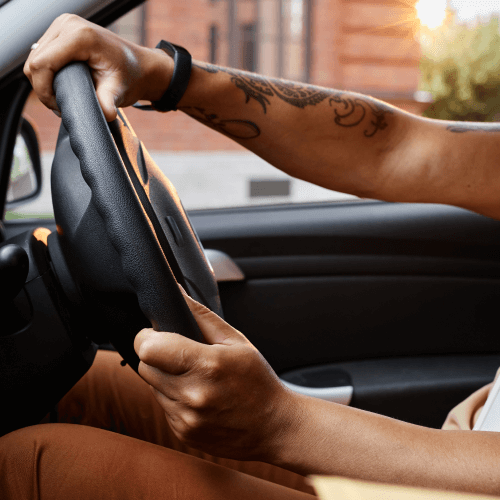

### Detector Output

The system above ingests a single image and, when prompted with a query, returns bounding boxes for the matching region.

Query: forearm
[271,391,500,495]
[172,61,411,200]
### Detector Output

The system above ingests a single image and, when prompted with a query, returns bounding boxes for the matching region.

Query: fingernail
[52,109,61,118]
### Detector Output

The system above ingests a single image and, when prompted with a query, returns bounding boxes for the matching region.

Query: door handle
[204,249,245,282]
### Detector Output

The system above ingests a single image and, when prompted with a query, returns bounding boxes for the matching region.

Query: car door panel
[188,201,500,426]
[219,276,500,372]
[280,355,500,428]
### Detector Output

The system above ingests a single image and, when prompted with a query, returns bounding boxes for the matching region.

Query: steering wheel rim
[50,62,222,369]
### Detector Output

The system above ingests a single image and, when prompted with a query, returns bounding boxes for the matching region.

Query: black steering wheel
[49,62,222,371]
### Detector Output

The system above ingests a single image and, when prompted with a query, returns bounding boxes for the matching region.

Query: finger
[30,68,60,111]
[134,328,205,375]
[179,286,248,346]
[149,386,188,433]
[149,387,204,441]
[94,75,123,122]
[26,33,95,110]
[137,361,180,400]
[24,14,73,82]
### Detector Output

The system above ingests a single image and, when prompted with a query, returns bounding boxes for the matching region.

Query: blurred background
[9,0,500,218]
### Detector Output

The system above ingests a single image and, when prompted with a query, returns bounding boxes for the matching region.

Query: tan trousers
[0,349,493,499]
[0,350,315,500]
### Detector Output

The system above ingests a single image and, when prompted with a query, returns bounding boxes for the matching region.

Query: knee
[0,424,67,499]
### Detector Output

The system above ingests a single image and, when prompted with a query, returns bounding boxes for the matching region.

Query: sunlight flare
[416,0,447,29]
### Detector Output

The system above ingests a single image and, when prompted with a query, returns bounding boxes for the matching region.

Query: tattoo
[268,79,330,110]
[193,62,392,137]
[193,62,329,113]
[329,93,393,138]
[447,124,500,133]
[196,63,219,74]
[179,106,260,139]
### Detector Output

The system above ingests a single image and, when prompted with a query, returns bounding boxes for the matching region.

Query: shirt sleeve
[442,369,500,430]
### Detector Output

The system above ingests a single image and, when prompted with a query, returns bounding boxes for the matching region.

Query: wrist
[262,386,309,466]
[141,47,174,103]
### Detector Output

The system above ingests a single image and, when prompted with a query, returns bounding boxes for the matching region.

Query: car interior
[1,0,500,444]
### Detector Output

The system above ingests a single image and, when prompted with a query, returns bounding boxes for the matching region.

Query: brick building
[20,0,429,212]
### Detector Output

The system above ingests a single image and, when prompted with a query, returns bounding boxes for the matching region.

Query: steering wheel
[49,62,222,371]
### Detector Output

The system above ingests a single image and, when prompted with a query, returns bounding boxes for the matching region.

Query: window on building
[221,0,310,81]
[241,23,257,72]
[258,0,310,82]
[281,0,309,82]
[209,24,219,64]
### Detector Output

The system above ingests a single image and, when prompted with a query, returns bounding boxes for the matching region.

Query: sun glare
[416,0,447,29]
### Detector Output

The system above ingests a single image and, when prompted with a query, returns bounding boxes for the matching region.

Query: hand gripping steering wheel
[49,62,222,370]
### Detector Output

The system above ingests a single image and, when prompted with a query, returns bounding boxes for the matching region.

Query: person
[2,12,500,500]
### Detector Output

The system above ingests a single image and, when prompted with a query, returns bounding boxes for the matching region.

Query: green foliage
[420,14,500,122]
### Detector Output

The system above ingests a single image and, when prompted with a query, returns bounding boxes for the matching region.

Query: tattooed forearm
[447,124,500,133]
[329,93,393,138]
[179,106,260,139]
[193,62,392,137]
[193,62,328,113]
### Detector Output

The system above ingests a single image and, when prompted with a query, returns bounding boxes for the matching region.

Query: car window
[8,0,500,220]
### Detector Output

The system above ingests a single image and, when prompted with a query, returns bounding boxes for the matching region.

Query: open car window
[7,0,500,220]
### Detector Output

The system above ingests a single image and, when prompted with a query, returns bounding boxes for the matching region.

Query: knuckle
[137,338,156,364]
[204,350,223,376]
[23,62,31,78]
[182,411,203,434]
[59,13,78,24]
[185,388,210,410]
[76,24,99,44]
[53,13,74,28]
[28,55,43,71]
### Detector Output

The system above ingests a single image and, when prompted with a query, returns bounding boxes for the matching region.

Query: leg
[0,423,316,500]
[57,350,314,494]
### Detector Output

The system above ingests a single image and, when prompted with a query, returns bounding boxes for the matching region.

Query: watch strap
[133,41,192,112]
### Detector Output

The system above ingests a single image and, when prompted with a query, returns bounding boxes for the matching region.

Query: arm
[135,288,500,496]
[184,63,500,219]
[24,15,500,220]
[276,391,500,494]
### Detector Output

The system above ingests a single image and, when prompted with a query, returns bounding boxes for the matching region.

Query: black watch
[134,41,192,112]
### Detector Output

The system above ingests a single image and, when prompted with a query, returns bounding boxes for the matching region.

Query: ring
[30,43,39,50]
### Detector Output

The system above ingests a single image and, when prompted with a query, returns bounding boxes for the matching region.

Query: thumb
[179,286,248,346]
[95,81,121,122]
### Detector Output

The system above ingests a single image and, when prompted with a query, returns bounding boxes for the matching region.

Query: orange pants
[0,350,315,500]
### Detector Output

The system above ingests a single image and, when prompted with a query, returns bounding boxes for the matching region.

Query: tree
[420,14,500,122]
